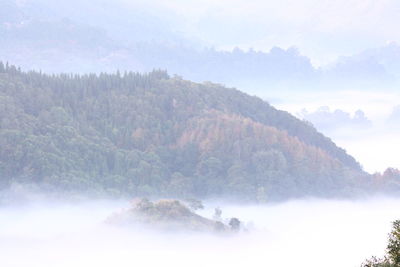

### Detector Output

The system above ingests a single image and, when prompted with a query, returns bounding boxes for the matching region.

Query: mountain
[372,168,400,193]
[0,63,370,201]
[0,0,24,24]
[352,43,400,80]
[299,107,372,133]
[318,43,400,89]
[321,55,394,88]
[3,0,397,91]
[0,5,316,87]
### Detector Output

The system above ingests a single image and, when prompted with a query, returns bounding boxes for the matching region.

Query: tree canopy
[0,62,371,201]
[362,220,400,267]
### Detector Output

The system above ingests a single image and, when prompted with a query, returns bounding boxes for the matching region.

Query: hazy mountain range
[299,107,372,133]
[1,0,400,91]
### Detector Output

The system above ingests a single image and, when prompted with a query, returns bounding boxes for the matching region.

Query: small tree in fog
[213,207,222,221]
[229,218,241,232]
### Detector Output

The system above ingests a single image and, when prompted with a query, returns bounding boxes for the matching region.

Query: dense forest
[0,62,389,201]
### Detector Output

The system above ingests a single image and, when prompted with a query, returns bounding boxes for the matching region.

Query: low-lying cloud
[0,197,398,267]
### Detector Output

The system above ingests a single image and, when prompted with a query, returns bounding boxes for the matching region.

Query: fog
[1,197,399,267]
[2,1,400,266]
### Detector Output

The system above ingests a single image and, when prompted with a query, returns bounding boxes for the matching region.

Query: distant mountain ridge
[1,0,399,91]
[0,63,370,201]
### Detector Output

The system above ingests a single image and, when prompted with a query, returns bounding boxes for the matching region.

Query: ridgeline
[0,63,372,201]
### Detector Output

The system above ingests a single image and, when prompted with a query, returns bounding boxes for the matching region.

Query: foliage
[185,198,204,211]
[387,220,400,266]
[0,62,367,201]
[106,198,230,232]
[361,256,392,267]
[362,220,400,267]
[229,218,241,232]
[372,168,400,193]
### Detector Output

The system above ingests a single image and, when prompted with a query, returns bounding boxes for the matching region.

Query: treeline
[0,62,370,200]
[371,168,400,193]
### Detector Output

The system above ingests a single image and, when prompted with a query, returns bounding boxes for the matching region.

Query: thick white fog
[1,197,399,267]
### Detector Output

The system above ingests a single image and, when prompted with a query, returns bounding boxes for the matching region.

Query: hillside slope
[0,63,367,200]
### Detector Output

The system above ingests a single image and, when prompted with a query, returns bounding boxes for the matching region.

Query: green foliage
[361,256,392,267]
[387,220,400,266]
[229,218,241,232]
[107,198,229,232]
[185,198,204,211]
[0,62,366,200]
[362,220,400,267]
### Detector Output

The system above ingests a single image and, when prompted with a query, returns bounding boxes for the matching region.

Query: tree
[361,256,391,267]
[185,198,204,211]
[0,61,365,200]
[361,220,400,267]
[387,220,400,266]
[229,218,241,232]
[213,207,222,221]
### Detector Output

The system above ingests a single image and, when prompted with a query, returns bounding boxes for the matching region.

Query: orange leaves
[174,110,343,176]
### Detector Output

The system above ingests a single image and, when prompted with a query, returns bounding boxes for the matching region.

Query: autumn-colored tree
[0,62,365,200]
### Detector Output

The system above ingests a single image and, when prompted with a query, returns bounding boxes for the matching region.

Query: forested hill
[0,62,366,201]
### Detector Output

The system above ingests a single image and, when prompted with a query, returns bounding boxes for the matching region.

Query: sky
[121,0,400,66]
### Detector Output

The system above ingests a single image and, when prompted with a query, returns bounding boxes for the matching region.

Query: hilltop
[0,63,370,201]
